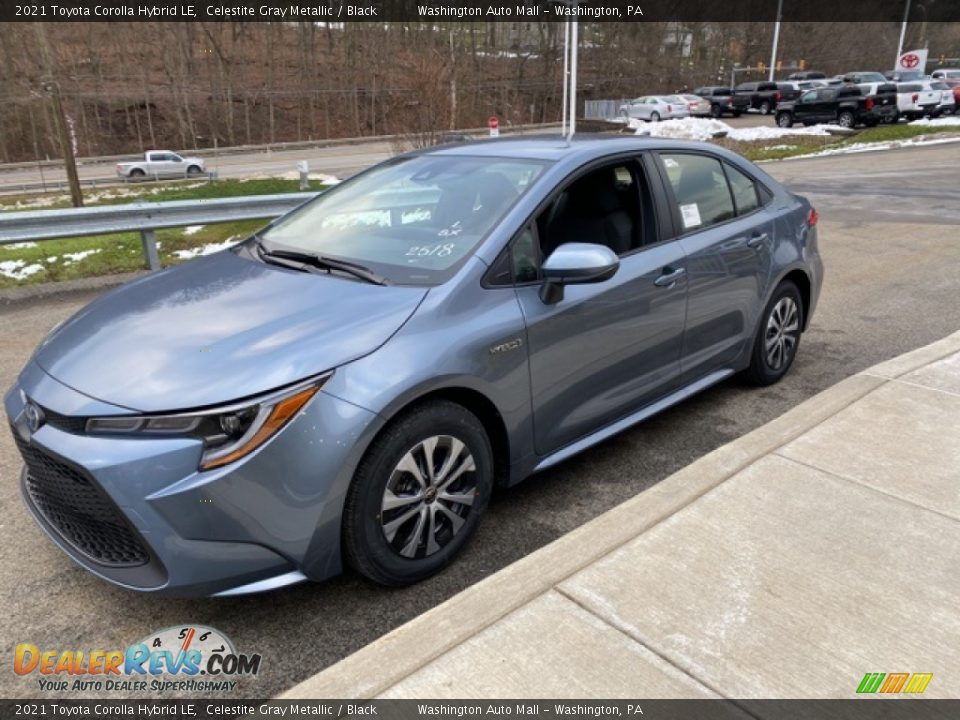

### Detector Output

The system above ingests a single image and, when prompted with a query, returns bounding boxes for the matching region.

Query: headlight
[85,377,327,470]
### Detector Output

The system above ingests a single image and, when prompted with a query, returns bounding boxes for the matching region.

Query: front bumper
[5,362,382,597]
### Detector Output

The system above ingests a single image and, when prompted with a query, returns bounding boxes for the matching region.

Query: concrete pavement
[284,330,960,699]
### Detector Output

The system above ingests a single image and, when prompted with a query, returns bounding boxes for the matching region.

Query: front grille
[12,428,149,567]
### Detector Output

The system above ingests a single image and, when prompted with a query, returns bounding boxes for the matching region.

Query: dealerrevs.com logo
[15,625,261,693]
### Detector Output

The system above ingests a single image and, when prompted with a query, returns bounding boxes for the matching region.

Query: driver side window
[488,159,659,287]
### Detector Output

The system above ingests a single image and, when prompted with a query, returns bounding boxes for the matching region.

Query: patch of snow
[0,260,45,281]
[785,134,960,159]
[631,117,836,142]
[909,116,960,127]
[240,172,341,185]
[173,237,239,260]
[182,225,205,236]
[46,256,58,263]
[2,242,38,250]
[62,249,102,263]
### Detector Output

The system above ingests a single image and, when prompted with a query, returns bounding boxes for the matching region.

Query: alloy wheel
[764,297,800,371]
[380,435,477,559]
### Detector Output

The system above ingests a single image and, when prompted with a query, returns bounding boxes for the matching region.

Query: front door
[513,158,688,456]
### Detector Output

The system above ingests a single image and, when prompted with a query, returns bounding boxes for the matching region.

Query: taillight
[667,105,672,112]
[866,97,874,110]
[807,208,819,227]
[775,91,781,102]
[912,92,919,103]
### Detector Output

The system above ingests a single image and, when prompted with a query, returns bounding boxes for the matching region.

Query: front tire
[649,111,661,122]
[711,105,722,118]
[187,165,203,177]
[342,400,493,586]
[759,101,772,115]
[744,281,804,386]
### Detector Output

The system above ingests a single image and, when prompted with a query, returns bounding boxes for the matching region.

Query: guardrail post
[140,229,160,271]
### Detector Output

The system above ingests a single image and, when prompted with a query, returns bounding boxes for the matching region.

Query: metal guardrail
[0,192,318,272]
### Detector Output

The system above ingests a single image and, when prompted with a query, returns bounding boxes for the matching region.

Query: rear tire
[837,110,856,128]
[744,281,804,386]
[129,168,146,179]
[343,400,493,587]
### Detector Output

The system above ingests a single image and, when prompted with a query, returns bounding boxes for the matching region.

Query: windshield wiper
[256,244,387,286]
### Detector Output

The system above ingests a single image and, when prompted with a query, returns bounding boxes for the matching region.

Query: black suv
[775,83,899,128]
[734,81,782,115]
[692,87,751,118]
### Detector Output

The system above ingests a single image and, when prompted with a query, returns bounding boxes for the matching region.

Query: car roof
[410,134,732,163]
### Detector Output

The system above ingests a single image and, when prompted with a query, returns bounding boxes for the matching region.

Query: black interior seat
[541,168,635,257]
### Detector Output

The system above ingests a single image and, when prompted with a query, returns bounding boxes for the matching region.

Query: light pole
[896,0,912,69]
[768,0,783,82]
[553,0,580,139]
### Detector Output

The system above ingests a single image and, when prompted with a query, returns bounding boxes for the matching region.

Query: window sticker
[680,203,702,229]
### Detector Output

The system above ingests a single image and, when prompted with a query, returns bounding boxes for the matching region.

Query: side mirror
[539,243,620,304]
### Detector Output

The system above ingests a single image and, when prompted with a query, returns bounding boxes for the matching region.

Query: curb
[0,271,145,305]
[277,329,960,699]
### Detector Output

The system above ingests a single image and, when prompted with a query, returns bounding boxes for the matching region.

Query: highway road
[1,142,959,700]
[0,115,778,194]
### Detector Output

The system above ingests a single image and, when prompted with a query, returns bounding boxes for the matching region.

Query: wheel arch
[376,384,512,487]
[771,267,813,332]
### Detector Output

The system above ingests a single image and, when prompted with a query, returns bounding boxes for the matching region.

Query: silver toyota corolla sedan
[6,136,823,596]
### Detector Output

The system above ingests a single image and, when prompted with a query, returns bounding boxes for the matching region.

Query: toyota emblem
[24,401,44,433]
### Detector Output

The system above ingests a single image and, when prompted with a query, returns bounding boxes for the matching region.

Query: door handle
[654,267,686,287]
[747,232,768,249]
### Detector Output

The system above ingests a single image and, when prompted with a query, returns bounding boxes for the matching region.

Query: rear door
[514,155,688,455]
[653,151,775,382]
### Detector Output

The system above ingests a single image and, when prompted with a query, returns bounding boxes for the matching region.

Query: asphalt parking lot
[1,142,959,699]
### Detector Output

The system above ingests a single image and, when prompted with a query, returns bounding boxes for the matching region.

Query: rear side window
[723,164,760,216]
[660,153,735,231]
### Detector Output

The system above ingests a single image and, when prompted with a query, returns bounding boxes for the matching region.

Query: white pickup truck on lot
[116,151,205,180]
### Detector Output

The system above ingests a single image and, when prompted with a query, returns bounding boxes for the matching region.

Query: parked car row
[623,66,960,126]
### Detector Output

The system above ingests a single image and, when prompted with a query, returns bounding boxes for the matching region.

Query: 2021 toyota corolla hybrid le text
[5,136,822,596]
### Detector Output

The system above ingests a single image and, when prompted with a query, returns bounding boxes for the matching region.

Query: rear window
[899,83,922,92]
[931,81,950,91]
[723,164,760,216]
[660,153,736,231]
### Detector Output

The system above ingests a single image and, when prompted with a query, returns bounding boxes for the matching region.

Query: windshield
[259,155,548,285]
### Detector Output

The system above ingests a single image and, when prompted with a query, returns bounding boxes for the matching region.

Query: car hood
[33,250,428,412]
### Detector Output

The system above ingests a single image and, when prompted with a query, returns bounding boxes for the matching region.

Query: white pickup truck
[116,151,205,180]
